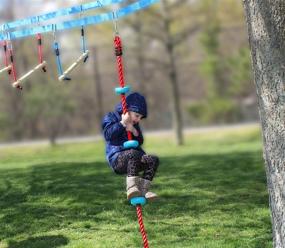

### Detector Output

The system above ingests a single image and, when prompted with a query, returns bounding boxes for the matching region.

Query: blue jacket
[102,93,147,169]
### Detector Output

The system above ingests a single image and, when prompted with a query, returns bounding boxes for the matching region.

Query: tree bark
[243,1,285,247]
[133,13,148,97]
[91,46,104,132]
[160,0,184,145]
[4,0,25,141]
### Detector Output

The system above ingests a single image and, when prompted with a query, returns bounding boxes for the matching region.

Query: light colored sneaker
[126,176,141,200]
[139,178,158,201]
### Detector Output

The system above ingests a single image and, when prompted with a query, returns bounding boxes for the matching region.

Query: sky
[0,1,80,25]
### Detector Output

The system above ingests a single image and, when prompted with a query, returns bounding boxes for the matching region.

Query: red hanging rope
[114,34,150,247]
[2,41,9,67]
[37,33,46,72]
[114,35,132,140]
[2,41,11,75]
[8,46,22,90]
[37,33,43,63]
[9,48,17,82]
[136,205,149,248]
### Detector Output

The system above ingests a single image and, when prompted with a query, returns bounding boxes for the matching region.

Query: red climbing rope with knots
[114,34,150,248]
[136,205,149,248]
[114,35,132,141]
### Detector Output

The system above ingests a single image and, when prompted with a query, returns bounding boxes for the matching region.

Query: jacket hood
[115,92,147,118]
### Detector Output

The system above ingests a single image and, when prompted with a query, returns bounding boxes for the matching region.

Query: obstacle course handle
[58,50,89,81]
[0,65,11,74]
[115,85,130,95]
[12,61,47,88]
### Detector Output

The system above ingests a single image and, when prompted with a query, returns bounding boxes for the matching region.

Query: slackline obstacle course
[0,0,159,247]
[0,0,159,87]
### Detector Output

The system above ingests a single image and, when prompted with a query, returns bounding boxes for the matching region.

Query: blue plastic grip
[130,197,147,206]
[115,86,130,95]
[123,140,139,149]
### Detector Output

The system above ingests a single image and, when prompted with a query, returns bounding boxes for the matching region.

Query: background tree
[243,1,285,247]
[23,81,75,145]
[0,0,259,145]
[0,0,26,140]
[226,47,257,120]
[188,0,254,125]
[128,0,202,145]
[90,45,104,132]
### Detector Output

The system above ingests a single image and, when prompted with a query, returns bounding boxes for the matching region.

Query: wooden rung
[58,50,89,81]
[0,65,12,74]
[12,61,47,88]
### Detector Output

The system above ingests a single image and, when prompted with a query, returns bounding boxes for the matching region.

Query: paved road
[0,122,259,149]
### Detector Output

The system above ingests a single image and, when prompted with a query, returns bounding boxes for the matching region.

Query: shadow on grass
[0,150,271,247]
[7,235,68,248]
[0,161,125,240]
[157,151,268,212]
[146,150,272,247]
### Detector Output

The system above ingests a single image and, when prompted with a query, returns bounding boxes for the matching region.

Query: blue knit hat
[115,92,147,118]
[126,92,147,118]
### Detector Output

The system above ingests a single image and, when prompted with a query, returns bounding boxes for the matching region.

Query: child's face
[129,111,143,124]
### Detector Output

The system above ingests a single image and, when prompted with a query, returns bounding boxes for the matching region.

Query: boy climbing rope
[102,92,159,201]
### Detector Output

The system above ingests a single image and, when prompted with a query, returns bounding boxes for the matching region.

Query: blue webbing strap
[53,41,64,76]
[2,0,125,30]
[0,0,159,41]
[81,27,89,63]
[81,27,86,52]
[79,4,87,55]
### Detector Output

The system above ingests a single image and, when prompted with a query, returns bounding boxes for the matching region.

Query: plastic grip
[115,86,130,95]
[130,197,146,206]
[123,140,139,149]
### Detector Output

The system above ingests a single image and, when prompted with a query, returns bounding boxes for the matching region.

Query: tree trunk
[4,0,25,141]
[91,46,104,132]
[243,1,285,247]
[160,0,184,145]
[134,13,148,97]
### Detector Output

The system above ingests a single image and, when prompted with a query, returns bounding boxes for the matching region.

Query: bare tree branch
[172,25,201,46]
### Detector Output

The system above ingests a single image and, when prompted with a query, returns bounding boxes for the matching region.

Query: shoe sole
[127,191,142,200]
[145,196,158,202]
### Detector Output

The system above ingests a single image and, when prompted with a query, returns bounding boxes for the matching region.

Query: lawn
[0,126,272,248]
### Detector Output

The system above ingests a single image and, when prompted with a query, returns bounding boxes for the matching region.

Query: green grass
[0,126,272,248]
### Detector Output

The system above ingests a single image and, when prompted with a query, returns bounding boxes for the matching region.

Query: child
[102,92,159,200]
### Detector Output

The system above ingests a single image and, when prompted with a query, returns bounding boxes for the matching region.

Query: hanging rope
[79,2,89,63]
[12,33,47,88]
[52,16,89,82]
[113,32,150,247]
[136,205,149,248]
[53,42,62,75]
[81,26,89,63]
[52,24,71,81]
[37,33,47,72]
[7,42,22,90]
[114,35,132,140]
[2,41,11,74]
[0,42,11,74]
